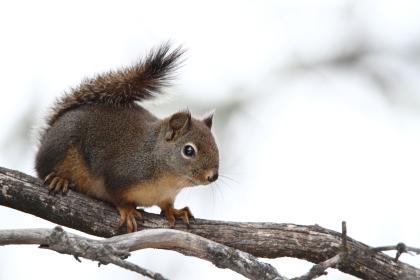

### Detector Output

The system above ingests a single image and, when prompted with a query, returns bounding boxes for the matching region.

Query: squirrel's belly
[122,175,190,207]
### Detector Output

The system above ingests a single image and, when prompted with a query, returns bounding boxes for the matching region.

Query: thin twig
[341,221,348,255]
[108,256,168,280]
[291,254,340,280]
[291,221,349,280]
[373,243,420,261]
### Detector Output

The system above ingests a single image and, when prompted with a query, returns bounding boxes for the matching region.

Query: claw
[53,179,64,194]
[129,215,137,232]
[44,174,72,195]
[48,177,60,195]
[118,209,127,228]
[161,205,194,228]
[44,172,56,184]
[118,207,142,233]
[62,180,69,194]
[181,206,194,219]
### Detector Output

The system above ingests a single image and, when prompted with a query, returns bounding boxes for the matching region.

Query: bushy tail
[47,43,184,125]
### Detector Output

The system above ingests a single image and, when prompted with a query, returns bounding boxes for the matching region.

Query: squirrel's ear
[165,111,191,140]
[203,112,214,129]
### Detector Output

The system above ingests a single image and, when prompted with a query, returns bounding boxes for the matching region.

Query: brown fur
[47,43,184,126]
[35,43,219,233]
[54,146,111,202]
[121,174,193,208]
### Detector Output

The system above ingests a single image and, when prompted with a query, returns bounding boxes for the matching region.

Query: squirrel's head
[158,111,219,186]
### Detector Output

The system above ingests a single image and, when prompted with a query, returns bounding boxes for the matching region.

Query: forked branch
[1,167,420,279]
[0,226,285,280]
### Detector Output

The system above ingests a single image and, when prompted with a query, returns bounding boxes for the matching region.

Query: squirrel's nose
[207,172,218,183]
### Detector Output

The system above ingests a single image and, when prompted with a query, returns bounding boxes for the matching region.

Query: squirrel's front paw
[44,172,73,195]
[161,206,194,228]
[118,207,142,233]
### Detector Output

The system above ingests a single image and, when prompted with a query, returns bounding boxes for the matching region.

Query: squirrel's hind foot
[44,172,73,195]
[118,206,143,233]
[160,206,194,229]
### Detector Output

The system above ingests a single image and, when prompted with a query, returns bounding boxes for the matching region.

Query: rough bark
[1,167,419,279]
[0,227,285,280]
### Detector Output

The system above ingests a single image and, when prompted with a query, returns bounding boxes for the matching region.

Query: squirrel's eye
[182,144,196,158]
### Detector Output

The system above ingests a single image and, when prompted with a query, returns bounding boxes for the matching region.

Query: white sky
[1,1,420,279]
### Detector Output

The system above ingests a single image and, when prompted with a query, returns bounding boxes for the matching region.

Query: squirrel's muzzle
[205,169,219,183]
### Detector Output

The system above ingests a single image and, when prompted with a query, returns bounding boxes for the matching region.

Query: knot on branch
[95,244,131,266]
[396,243,407,261]
[104,244,132,263]
[207,244,233,269]
[40,226,68,250]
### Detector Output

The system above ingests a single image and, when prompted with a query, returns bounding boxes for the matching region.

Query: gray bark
[1,167,419,279]
[0,227,285,280]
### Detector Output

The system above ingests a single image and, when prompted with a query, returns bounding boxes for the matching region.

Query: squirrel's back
[36,43,183,180]
[47,43,184,127]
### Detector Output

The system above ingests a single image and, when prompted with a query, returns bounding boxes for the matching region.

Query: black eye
[182,144,196,158]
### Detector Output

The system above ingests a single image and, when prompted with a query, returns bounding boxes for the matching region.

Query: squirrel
[35,43,219,233]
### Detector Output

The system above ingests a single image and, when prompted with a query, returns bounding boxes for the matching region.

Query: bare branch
[292,255,340,280]
[106,228,285,280]
[0,226,167,280]
[373,243,420,261]
[292,221,348,280]
[109,257,168,280]
[2,167,420,279]
[0,226,285,280]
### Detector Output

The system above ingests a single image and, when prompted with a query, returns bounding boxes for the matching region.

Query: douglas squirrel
[35,43,219,232]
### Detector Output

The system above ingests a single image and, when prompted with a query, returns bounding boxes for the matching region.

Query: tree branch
[1,166,420,279]
[291,255,340,280]
[0,226,285,280]
[373,243,420,261]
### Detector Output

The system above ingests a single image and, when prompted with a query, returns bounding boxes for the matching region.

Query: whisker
[210,182,216,211]
[216,175,238,192]
[218,173,239,184]
[216,181,232,200]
